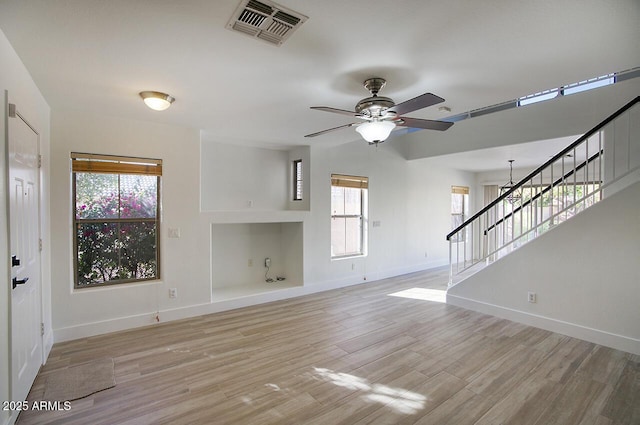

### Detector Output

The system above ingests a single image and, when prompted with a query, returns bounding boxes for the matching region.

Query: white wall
[211,222,302,288]
[201,139,475,290]
[603,102,640,195]
[303,142,475,287]
[49,109,210,339]
[0,29,51,425]
[48,113,475,343]
[447,181,640,354]
[201,141,289,211]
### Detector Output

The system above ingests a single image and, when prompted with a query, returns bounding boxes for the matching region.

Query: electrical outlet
[265,257,271,268]
[169,288,177,298]
[527,292,537,303]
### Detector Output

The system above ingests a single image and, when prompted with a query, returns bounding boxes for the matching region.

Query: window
[518,73,617,107]
[331,174,368,258]
[451,186,469,242]
[293,159,303,201]
[517,88,558,106]
[72,153,162,288]
[561,74,615,96]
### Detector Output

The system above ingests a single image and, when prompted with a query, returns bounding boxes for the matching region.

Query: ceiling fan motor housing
[305,76,453,139]
[356,78,396,117]
[355,96,396,116]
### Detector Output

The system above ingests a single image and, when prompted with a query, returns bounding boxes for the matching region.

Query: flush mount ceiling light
[139,91,175,111]
[355,120,396,145]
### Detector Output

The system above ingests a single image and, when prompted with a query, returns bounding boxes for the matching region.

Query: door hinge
[40,323,45,337]
[38,154,42,168]
[8,103,16,118]
[39,239,43,252]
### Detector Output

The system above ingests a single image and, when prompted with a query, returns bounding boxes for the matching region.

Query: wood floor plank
[412,388,494,425]
[531,374,607,425]
[474,374,563,425]
[465,344,547,400]
[600,359,640,424]
[16,268,640,425]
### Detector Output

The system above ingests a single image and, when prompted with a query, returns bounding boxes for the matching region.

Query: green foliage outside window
[74,172,159,287]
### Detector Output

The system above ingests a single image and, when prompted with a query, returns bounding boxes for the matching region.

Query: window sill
[331,253,366,261]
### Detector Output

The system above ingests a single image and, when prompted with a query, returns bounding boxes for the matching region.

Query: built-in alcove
[200,141,310,212]
[211,221,303,301]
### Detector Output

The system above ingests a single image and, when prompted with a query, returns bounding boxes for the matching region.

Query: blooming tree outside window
[72,153,161,287]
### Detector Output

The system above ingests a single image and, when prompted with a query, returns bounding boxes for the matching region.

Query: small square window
[293,159,303,201]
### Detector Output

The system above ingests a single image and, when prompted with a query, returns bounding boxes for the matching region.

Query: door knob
[12,277,29,289]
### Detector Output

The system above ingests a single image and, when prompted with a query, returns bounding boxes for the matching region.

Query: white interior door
[9,103,43,402]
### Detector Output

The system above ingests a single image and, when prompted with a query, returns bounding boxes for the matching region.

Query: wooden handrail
[483,150,602,234]
[447,95,639,240]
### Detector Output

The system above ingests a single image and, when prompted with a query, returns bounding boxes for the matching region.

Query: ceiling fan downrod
[363,77,386,96]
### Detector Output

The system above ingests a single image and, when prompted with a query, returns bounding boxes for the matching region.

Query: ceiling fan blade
[396,117,454,131]
[310,106,362,118]
[388,93,445,116]
[305,122,360,138]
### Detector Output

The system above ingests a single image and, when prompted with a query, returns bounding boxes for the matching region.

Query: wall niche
[211,221,303,301]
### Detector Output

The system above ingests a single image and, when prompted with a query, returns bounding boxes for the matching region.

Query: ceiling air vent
[227,0,307,46]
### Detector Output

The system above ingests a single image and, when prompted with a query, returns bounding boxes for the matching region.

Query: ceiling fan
[305,77,454,145]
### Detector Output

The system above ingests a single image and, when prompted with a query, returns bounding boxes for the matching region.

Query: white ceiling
[1,0,639,166]
[418,134,581,173]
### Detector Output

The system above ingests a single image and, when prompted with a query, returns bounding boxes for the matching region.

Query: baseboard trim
[54,264,448,342]
[446,293,640,355]
[42,329,54,363]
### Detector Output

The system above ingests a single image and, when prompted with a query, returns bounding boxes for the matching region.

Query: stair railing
[447,96,640,285]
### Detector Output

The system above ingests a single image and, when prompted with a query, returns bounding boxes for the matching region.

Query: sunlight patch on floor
[388,287,447,303]
[312,367,426,414]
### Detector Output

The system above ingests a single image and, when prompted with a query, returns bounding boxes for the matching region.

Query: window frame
[330,174,368,259]
[292,159,303,201]
[71,152,162,288]
[451,186,469,243]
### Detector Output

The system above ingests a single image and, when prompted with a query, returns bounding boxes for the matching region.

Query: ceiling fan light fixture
[355,121,396,143]
[139,91,175,111]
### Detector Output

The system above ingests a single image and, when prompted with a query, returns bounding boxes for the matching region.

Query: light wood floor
[18,268,639,424]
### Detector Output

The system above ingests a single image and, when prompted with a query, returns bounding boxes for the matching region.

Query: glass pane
[76,221,157,286]
[451,214,463,230]
[119,221,157,279]
[344,217,362,255]
[295,161,302,180]
[451,193,463,214]
[76,222,119,285]
[331,217,346,257]
[331,186,345,215]
[75,173,119,219]
[295,180,303,200]
[344,187,361,215]
[120,174,158,218]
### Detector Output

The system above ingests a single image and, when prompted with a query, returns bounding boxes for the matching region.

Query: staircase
[447,96,640,286]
